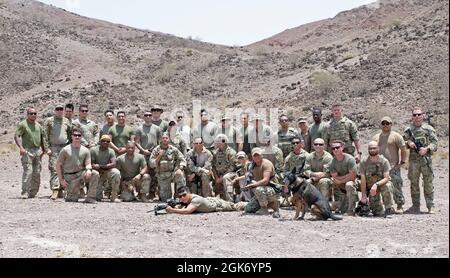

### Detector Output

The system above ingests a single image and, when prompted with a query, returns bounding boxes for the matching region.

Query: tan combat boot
[405,205,420,214]
[139,193,150,203]
[110,192,121,203]
[50,190,59,200]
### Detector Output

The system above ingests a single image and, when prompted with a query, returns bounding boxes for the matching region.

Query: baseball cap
[100,135,111,142]
[381,116,393,124]
[236,151,247,159]
[251,147,263,156]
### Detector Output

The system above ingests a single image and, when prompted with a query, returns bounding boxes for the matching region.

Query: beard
[369,151,378,157]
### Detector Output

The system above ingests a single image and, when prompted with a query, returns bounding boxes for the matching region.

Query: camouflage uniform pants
[367,181,394,216]
[312,178,333,200]
[156,171,186,201]
[187,171,212,197]
[245,185,279,213]
[48,145,65,190]
[222,172,241,201]
[120,174,151,202]
[205,197,247,212]
[408,158,434,209]
[389,168,405,206]
[96,168,121,200]
[64,170,99,202]
[333,180,359,213]
[20,148,42,197]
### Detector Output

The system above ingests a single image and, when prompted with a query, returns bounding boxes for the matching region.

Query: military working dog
[283,169,342,221]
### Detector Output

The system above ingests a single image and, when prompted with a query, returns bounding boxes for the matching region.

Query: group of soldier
[14,102,438,217]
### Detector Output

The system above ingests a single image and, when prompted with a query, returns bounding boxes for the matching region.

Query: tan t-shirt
[372,131,405,166]
[252,158,275,182]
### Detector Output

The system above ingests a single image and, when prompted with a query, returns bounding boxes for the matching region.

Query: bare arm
[165,203,198,214]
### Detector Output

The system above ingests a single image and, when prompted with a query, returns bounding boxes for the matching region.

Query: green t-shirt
[116,153,146,179]
[329,153,356,177]
[190,194,217,213]
[90,146,116,166]
[57,145,91,174]
[109,124,134,148]
[15,120,44,149]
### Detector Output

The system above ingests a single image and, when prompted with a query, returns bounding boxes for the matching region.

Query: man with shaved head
[304,138,333,200]
[359,141,395,216]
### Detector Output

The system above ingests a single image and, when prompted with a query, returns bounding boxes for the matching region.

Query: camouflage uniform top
[15,120,46,150]
[304,151,333,178]
[100,123,115,139]
[170,131,187,156]
[186,147,213,174]
[251,124,272,148]
[72,118,99,147]
[192,122,219,150]
[221,126,242,152]
[261,145,284,175]
[43,116,72,148]
[212,146,237,176]
[323,116,359,155]
[152,118,169,133]
[277,127,299,158]
[135,124,161,152]
[149,144,187,174]
[305,121,327,152]
[283,149,309,174]
[403,123,438,161]
[360,155,390,187]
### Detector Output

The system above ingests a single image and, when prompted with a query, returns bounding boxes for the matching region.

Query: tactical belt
[64,170,83,175]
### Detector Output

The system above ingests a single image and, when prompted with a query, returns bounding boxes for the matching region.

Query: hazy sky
[38,0,374,46]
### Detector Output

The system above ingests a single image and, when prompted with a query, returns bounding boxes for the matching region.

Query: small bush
[309,70,341,96]
[155,64,176,84]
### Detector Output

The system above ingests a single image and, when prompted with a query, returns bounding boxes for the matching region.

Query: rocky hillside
[0,0,448,144]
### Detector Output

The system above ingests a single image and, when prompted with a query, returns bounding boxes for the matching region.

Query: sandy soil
[0,150,448,258]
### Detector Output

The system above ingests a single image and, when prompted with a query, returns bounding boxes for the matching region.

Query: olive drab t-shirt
[135,124,161,151]
[252,158,275,182]
[57,145,91,174]
[109,124,135,148]
[304,151,333,177]
[190,194,217,213]
[90,146,116,166]
[116,153,146,179]
[15,120,44,149]
[372,131,405,167]
[329,153,357,177]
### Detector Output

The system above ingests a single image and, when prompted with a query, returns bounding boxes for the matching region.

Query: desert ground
[0,149,448,258]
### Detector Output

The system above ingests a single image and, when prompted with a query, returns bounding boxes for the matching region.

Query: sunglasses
[412,113,422,117]
[177,116,183,119]
[369,147,378,150]
[80,110,89,113]
[178,193,187,198]
[72,134,82,138]
[381,122,390,126]
[144,114,152,117]
[28,112,37,115]
[331,146,341,150]
[292,141,301,145]
[55,108,64,111]
[280,119,289,122]
[314,143,324,146]
[101,140,110,143]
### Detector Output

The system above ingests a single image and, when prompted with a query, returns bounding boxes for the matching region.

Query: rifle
[406,129,432,171]
[147,198,182,215]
